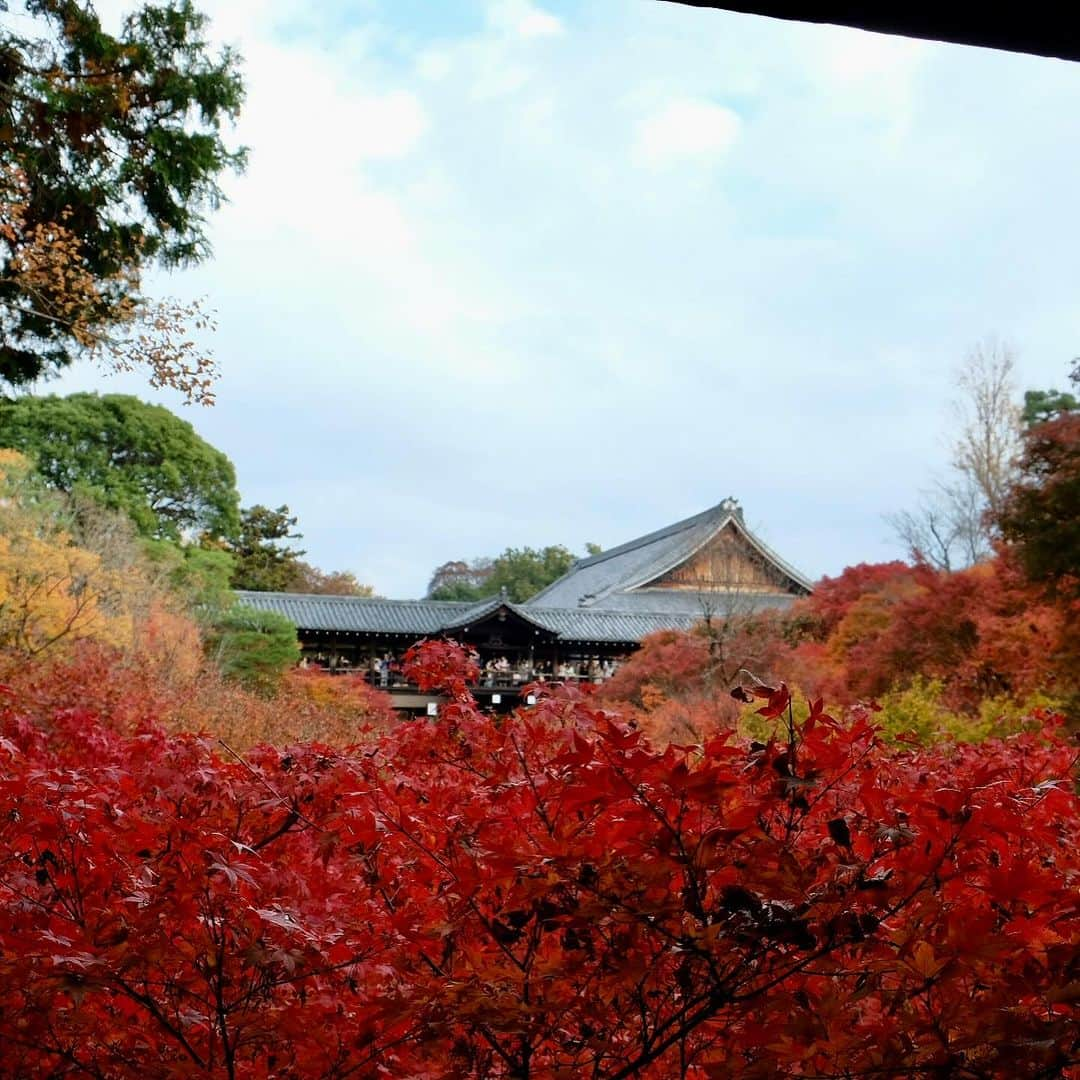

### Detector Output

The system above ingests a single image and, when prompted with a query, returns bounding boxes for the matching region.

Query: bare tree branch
[889,337,1020,570]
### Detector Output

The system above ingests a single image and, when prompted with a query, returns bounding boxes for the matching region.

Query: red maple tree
[1,643,1077,1077]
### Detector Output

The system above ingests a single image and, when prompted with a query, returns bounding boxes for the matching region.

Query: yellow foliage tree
[0,450,203,675]
[875,676,1062,744]
[0,450,130,654]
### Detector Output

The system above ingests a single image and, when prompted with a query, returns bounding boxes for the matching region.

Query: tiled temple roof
[236,499,812,646]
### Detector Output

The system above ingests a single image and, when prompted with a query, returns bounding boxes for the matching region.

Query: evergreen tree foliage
[204,603,299,689]
[0,392,240,540]
[226,504,306,592]
[0,0,245,384]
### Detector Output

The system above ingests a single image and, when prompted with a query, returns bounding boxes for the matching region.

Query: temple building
[527,496,811,616]
[237,497,812,708]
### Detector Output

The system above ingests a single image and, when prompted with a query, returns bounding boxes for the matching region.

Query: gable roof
[438,595,560,636]
[526,498,812,610]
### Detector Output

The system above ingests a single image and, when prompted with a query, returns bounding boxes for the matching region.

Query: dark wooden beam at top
[660,3,1080,63]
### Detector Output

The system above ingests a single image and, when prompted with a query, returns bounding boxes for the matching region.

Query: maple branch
[509,731,557,838]
[414,949,521,1072]
[249,807,300,852]
[2,1029,109,1080]
[216,739,323,836]
[370,799,457,877]
[603,984,730,1080]
[112,976,208,1070]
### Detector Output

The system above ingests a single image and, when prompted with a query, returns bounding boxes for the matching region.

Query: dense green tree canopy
[426,558,495,601]
[998,412,1080,595]
[427,544,595,603]
[0,0,245,385]
[1022,388,1079,428]
[0,392,240,539]
[487,545,578,602]
[143,538,236,616]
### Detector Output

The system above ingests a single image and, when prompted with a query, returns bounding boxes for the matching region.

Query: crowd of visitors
[302,651,622,688]
[479,655,620,686]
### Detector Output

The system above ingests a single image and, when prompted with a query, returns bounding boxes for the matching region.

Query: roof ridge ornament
[719,496,743,521]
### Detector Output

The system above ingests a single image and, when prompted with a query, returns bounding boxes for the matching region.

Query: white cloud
[50,1,1080,597]
[816,26,926,87]
[634,98,741,166]
[352,90,429,160]
[516,9,563,39]
[239,45,427,171]
[416,49,453,82]
[807,24,927,145]
[470,58,532,100]
[488,0,564,40]
[463,2,566,100]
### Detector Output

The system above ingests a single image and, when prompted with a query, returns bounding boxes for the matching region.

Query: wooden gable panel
[643,525,792,594]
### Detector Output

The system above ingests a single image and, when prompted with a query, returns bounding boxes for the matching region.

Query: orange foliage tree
[602,554,1075,743]
[0,450,394,748]
[598,615,794,744]
[793,557,1071,712]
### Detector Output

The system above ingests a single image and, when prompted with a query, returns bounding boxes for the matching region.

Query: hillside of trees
[599,359,1079,747]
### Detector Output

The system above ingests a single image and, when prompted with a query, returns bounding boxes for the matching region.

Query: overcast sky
[54,0,1080,597]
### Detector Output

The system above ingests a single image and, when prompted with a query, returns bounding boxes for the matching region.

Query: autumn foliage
[0,448,211,673]
[602,552,1077,744]
[597,615,792,744]
[0,447,394,749]
[793,556,1072,711]
[999,411,1080,595]
[0,639,396,751]
[1,642,1077,1078]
